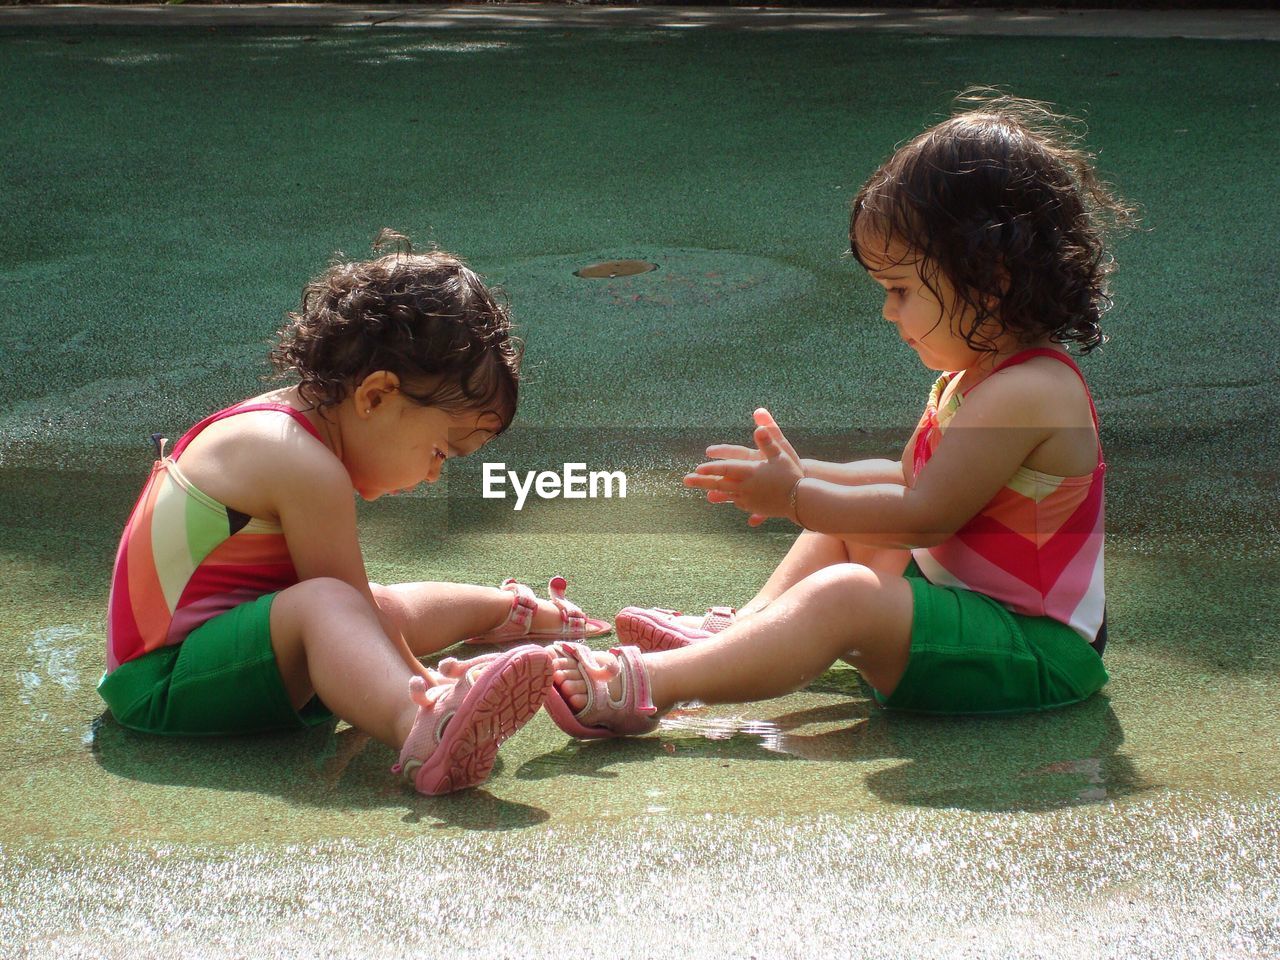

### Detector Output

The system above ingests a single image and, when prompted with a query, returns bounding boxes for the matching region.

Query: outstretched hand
[685,408,804,526]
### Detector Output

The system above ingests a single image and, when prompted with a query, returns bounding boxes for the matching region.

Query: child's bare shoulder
[178,408,347,521]
[960,355,1098,475]
[965,354,1094,430]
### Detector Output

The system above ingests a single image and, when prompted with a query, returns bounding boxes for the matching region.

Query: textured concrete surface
[6,801,1280,959]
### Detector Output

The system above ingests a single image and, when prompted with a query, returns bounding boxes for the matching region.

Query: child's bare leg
[557,562,914,712]
[270,578,426,750]
[741,531,910,615]
[371,582,574,657]
[666,530,908,628]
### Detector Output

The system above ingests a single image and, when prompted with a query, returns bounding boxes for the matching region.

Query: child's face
[860,238,985,372]
[348,391,498,501]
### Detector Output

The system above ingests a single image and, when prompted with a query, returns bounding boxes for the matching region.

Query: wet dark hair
[270,229,521,432]
[851,90,1137,354]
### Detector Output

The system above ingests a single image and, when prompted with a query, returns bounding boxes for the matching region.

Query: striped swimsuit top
[908,349,1106,647]
[105,403,323,673]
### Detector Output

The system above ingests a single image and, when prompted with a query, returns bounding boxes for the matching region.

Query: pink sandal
[464,576,612,645]
[392,644,553,795]
[543,641,661,739]
[615,605,736,651]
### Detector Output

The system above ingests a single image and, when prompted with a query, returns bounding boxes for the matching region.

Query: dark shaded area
[86,711,555,829]
[3,1,1272,9]
[518,689,1147,813]
[87,685,1141,817]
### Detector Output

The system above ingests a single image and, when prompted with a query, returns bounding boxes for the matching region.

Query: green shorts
[873,560,1109,715]
[97,592,333,736]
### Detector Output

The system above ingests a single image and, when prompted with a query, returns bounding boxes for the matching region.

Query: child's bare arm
[691,381,1054,548]
[799,458,906,486]
[707,438,906,488]
[268,436,428,677]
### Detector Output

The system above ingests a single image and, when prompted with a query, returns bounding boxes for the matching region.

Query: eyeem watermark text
[482,463,628,511]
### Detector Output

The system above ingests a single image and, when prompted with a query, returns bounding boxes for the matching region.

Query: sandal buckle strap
[500,579,538,632]
[610,646,656,717]
[700,606,736,633]
[548,576,588,638]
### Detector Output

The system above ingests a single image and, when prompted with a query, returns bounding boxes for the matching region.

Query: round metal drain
[573,259,658,279]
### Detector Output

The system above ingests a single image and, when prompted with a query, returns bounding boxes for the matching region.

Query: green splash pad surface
[1,22,1278,960]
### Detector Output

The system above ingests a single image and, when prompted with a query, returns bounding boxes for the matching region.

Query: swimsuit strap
[961,347,1101,434]
[169,402,325,460]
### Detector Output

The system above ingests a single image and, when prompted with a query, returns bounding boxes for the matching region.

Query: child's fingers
[753,425,783,457]
[689,461,753,481]
[753,407,787,438]
[684,473,744,492]
[705,444,760,461]
[707,490,735,504]
[754,407,799,459]
[691,461,727,475]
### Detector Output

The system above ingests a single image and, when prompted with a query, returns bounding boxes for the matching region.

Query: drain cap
[574,259,658,279]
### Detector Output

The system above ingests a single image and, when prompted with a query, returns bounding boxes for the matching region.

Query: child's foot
[393,644,553,795]
[551,648,620,712]
[544,642,661,739]
[615,605,737,651]
[465,577,612,645]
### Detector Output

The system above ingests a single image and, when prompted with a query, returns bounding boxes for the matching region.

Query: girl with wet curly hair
[271,230,521,426]
[101,232,609,796]
[849,91,1134,356]
[548,93,1136,738]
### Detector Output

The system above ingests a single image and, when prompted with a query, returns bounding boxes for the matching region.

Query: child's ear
[985,264,1011,311]
[353,371,402,416]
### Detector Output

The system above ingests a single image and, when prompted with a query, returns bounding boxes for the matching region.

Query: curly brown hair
[270,230,521,431]
[850,90,1137,354]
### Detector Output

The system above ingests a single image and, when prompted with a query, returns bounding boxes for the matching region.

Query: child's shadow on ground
[88,714,549,831]
[857,694,1142,812]
[519,669,1144,813]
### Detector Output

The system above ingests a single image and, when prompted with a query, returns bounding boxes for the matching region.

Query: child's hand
[686,409,804,526]
[703,407,801,465]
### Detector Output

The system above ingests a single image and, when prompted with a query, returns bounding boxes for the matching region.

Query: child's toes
[553,675,589,712]
[551,661,574,683]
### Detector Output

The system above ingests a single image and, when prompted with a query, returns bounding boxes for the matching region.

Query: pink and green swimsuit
[908,348,1106,647]
[105,403,323,674]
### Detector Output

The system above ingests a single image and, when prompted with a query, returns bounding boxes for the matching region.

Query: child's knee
[801,562,881,606]
[279,577,370,626]
[807,563,912,622]
[788,563,870,616]
[367,582,406,623]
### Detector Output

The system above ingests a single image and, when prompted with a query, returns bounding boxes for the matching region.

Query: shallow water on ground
[2,467,1277,838]
[2,390,1278,959]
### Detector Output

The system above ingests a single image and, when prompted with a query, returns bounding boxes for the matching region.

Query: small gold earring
[365,408,372,415]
